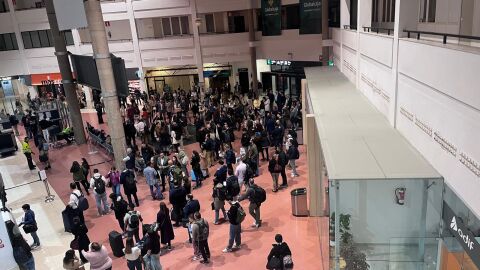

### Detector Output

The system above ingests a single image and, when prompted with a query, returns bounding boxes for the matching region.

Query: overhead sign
[443,203,480,268]
[53,0,88,31]
[300,0,322,34]
[262,0,281,36]
[267,59,291,66]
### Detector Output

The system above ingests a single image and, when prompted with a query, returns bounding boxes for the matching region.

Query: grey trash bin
[291,188,308,216]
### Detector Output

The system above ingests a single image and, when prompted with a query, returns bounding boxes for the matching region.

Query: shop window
[180,16,190,35]
[0,33,18,51]
[420,0,436,22]
[162,18,172,36]
[282,4,300,30]
[171,17,181,36]
[0,0,9,13]
[205,14,215,33]
[21,29,74,49]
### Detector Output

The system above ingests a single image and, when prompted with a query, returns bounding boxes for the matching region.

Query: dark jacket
[267,242,292,268]
[125,153,135,170]
[278,151,288,167]
[20,210,36,226]
[268,159,281,174]
[120,170,137,194]
[110,199,128,220]
[169,186,187,208]
[145,232,161,254]
[287,146,299,160]
[214,165,228,183]
[227,203,240,225]
[183,199,200,220]
[71,222,91,251]
[156,210,175,244]
[238,185,257,203]
[225,149,236,165]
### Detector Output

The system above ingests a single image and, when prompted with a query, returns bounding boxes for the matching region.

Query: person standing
[81,158,91,183]
[19,204,40,248]
[203,134,214,168]
[123,238,142,270]
[169,182,187,227]
[156,202,175,250]
[22,137,36,170]
[68,183,85,224]
[212,182,228,225]
[238,179,262,228]
[89,169,109,216]
[268,154,281,192]
[277,147,288,188]
[190,151,203,189]
[81,242,112,270]
[223,202,243,253]
[266,234,293,270]
[235,159,247,189]
[106,167,121,196]
[72,217,90,264]
[11,235,36,270]
[191,212,210,264]
[95,102,104,124]
[124,206,143,242]
[63,249,85,270]
[287,142,300,178]
[70,161,90,195]
[109,194,128,232]
[144,229,162,270]
[120,169,139,208]
[8,113,19,136]
[143,162,158,200]
[156,152,169,192]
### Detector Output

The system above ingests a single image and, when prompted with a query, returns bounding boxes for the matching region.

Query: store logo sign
[450,216,458,231]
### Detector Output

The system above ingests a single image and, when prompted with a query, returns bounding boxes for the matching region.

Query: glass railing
[332,237,440,270]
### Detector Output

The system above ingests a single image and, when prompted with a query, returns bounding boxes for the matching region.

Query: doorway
[238,69,249,94]
[233,16,246,33]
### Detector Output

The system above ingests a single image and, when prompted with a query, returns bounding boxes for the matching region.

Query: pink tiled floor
[24,113,329,270]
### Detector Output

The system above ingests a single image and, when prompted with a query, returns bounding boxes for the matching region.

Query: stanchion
[38,170,55,203]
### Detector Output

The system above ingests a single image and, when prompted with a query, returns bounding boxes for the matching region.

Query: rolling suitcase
[109,230,125,257]
[62,209,72,233]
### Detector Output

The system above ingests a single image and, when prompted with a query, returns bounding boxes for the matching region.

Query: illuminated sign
[266,59,292,66]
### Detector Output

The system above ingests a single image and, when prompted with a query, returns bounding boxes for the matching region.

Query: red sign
[31,73,63,86]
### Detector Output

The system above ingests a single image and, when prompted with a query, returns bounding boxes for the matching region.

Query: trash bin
[291,188,308,216]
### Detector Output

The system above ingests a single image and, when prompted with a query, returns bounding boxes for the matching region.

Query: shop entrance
[238,69,249,94]
[261,72,302,99]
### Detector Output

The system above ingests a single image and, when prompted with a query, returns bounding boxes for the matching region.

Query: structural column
[306,114,324,216]
[248,1,258,95]
[126,0,146,92]
[45,0,86,144]
[84,0,126,170]
[321,0,329,66]
[191,0,205,87]
[7,0,30,80]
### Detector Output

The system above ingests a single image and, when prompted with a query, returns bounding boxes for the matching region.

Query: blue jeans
[127,258,143,270]
[227,224,241,249]
[144,253,162,270]
[30,231,40,246]
[23,256,35,270]
[112,184,121,196]
[94,192,109,215]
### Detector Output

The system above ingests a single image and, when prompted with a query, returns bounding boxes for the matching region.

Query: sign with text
[300,0,322,34]
[443,203,480,268]
[262,0,282,36]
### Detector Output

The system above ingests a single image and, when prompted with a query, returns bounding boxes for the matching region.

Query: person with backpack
[70,161,90,196]
[143,228,162,270]
[87,169,107,212]
[266,234,293,270]
[192,212,210,264]
[268,154,282,192]
[224,144,236,172]
[169,182,187,227]
[238,178,266,228]
[124,206,143,242]
[214,159,228,185]
[19,204,40,249]
[212,182,228,225]
[72,216,90,264]
[222,201,245,253]
[109,193,129,232]
[225,169,240,201]
[121,169,140,208]
[68,182,86,224]
[286,140,300,178]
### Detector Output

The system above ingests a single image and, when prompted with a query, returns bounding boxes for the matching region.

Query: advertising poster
[262,0,282,36]
[300,0,322,34]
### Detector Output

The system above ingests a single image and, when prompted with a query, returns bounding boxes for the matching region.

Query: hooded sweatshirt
[90,173,108,195]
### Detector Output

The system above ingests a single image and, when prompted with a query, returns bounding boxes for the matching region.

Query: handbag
[23,223,38,234]
[70,237,79,250]
[266,256,282,269]
[283,255,294,269]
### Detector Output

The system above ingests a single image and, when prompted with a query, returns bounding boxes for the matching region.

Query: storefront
[31,73,64,100]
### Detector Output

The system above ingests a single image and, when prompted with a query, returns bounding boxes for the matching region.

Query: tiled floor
[17,112,329,270]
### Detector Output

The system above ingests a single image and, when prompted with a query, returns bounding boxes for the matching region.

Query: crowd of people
[15,84,302,270]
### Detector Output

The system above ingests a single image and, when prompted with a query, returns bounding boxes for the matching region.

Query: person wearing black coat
[223,202,242,253]
[214,160,228,185]
[277,148,288,187]
[191,151,203,188]
[183,194,200,220]
[266,234,292,270]
[224,145,236,172]
[71,216,91,263]
[156,202,175,250]
[271,124,284,148]
[169,184,187,227]
[120,169,139,207]
[268,155,281,192]
[109,193,129,231]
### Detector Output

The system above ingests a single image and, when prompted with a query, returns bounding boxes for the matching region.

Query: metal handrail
[363,26,394,35]
[343,25,357,30]
[404,29,480,44]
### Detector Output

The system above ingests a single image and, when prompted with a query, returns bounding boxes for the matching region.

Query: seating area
[86,122,113,155]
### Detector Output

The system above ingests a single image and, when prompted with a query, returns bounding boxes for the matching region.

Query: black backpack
[292,146,300,160]
[129,212,140,229]
[94,176,106,194]
[226,176,240,199]
[251,185,266,205]
[216,184,227,201]
[125,172,135,186]
[73,192,89,211]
